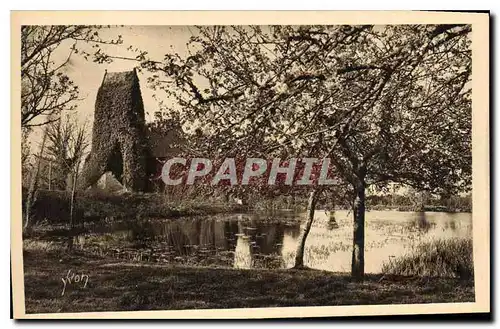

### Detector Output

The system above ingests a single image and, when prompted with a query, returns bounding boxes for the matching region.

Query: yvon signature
[61,269,89,296]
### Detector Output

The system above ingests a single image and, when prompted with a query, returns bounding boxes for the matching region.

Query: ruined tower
[80,69,150,192]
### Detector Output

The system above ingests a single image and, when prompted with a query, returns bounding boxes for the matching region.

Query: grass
[25,189,247,226]
[381,238,473,279]
[23,246,474,314]
[252,196,306,212]
[23,240,61,252]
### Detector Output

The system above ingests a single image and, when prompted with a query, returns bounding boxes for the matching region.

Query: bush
[23,188,246,226]
[381,238,473,279]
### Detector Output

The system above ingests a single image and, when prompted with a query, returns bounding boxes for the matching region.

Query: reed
[382,238,473,279]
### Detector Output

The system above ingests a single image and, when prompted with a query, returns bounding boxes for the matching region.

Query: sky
[27,26,195,147]
[60,26,193,123]
[27,25,458,196]
[29,25,422,141]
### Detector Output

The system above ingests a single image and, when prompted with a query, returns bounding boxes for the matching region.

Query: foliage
[381,238,473,279]
[139,25,471,195]
[22,188,245,226]
[79,70,150,192]
[21,25,123,128]
[44,114,89,190]
[22,25,472,278]
[366,191,472,212]
[136,25,471,277]
[146,111,186,158]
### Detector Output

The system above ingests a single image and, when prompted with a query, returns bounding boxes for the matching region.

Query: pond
[72,210,472,273]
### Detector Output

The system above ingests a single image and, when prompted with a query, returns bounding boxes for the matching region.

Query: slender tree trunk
[294,189,318,269]
[68,161,82,251]
[48,161,52,190]
[351,182,366,279]
[24,129,48,230]
[69,163,80,229]
[328,196,337,227]
[221,190,229,203]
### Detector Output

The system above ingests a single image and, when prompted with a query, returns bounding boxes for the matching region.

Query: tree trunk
[67,160,82,251]
[351,183,366,279]
[24,129,48,230]
[294,189,318,269]
[69,162,80,229]
[327,195,338,228]
[48,161,52,190]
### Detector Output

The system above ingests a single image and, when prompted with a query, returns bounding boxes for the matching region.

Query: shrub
[23,188,246,225]
[381,238,473,279]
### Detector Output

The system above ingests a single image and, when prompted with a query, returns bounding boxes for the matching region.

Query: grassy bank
[23,245,474,314]
[26,189,247,226]
[382,238,473,279]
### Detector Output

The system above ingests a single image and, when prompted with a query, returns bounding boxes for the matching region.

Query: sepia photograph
[11,11,490,319]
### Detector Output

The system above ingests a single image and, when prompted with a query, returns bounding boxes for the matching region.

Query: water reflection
[407,212,434,233]
[234,222,252,269]
[327,211,340,230]
[71,210,472,273]
[445,219,457,231]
